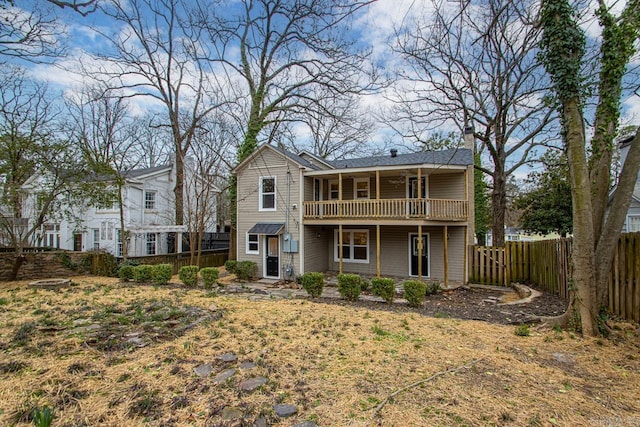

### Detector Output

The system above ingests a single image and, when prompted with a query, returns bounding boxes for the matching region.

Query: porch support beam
[376,224,381,278]
[444,225,449,287]
[339,223,343,274]
[376,170,380,218]
[418,225,423,280]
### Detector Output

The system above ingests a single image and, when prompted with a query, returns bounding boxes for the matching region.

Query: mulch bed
[316,286,568,325]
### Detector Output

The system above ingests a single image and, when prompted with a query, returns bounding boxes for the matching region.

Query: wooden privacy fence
[125,249,229,273]
[469,234,640,322]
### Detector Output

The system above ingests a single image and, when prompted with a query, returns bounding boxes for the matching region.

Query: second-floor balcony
[303,198,468,222]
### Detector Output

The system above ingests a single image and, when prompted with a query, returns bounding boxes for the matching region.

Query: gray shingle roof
[269,144,320,170]
[328,148,473,169]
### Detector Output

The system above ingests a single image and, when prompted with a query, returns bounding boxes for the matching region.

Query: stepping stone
[239,361,257,370]
[273,404,297,418]
[221,406,244,420]
[212,368,237,384]
[208,304,218,312]
[193,363,212,377]
[239,376,268,391]
[293,422,316,427]
[217,352,238,363]
[253,416,268,427]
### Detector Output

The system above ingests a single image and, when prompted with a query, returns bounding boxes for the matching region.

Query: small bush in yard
[179,265,199,286]
[118,265,135,281]
[200,267,220,288]
[426,282,441,296]
[300,272,324,298]
[338,273,361,301]
[224,260,238,274]
[235,261,256,281]
[403,280,427,307]
[514,324,530,336]
[132,265,154,283]
[151,264,172,285]
[32,405,54,427]
[371,277,396,304]
[360,278,370,292]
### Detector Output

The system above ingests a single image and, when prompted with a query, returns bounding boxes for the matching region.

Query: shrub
[200,267,220,288]
[425,282,441,296]
[132,265,154,283]
[371,277,396,304]
[360,278,370,292]
[179,265,199,286]
[337,273,361,301]
[151,264,172,285]
[224,260,238,274]
[118,265,135,281]
[235,261,256,281]
[403,280,427,307]
[300,272,324,298]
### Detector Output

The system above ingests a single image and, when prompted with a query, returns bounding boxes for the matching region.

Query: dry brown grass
[0,276,639,426]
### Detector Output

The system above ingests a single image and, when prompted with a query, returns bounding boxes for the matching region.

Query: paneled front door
[265,235,280,278]
[409,233,429,277]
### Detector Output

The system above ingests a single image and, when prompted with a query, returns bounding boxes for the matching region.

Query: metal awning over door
[247,223,285,235]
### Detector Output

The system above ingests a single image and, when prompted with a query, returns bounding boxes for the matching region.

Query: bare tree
[0,67,90,278]
[65,84,141,260]
[392,0,556,246]
[194,0,378,256]
[292,89,377,160]
[91,0,227,226]
[0,0,96,62]
[540,0,640,335]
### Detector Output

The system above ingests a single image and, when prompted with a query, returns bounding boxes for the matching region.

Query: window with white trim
[354,178,370,199]
[93,229,100,250]
[246,233,259,254]
[146,233,157,255]
[628,215,640,232]
[259,177,276,210]
[145,191,156,210]
[329,180,339,200]
[334,229,369,263]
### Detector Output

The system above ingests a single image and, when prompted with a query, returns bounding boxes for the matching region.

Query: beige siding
[303,226,329,272]
[324,225,465,281]
[236,147,303,278]
[429,173,465,199]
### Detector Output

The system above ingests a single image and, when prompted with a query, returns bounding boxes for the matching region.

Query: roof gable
[232,144,320,173]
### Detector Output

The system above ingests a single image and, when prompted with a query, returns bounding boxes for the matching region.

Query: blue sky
[11,0,640,180]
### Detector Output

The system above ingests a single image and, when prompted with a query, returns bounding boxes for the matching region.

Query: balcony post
[338,173,343,217]
[417,167,422,216]
[444,225,449,287]
[418,225,423,280]
[376,224,381,277]
[339,223,343,274]
[376,171,380,218]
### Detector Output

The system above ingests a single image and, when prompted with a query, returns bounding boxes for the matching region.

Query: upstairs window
[628,215,640,232]
[354,178,370,199]
[259,177,276,211]
[145,191,156,210]
[329,180,339,200]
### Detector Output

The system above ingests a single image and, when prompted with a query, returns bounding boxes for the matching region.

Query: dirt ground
[0,276,639,427]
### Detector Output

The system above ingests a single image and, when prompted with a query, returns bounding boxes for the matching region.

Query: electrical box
[283,238,299,253]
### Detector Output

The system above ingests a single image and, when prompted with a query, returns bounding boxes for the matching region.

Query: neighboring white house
[21,162,218,257]
[616,134,640,233]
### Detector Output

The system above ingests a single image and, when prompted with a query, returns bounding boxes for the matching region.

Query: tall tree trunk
[10,253,26,281]
[491,170,506,247]
[174,153,184,226]
[563,101,596,336]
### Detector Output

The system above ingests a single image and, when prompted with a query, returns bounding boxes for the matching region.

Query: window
[145,191,156,210]
[334,229,369,263]
[259,177,276,210]
[329,180,339,200]
[44,224,60,249]
[93,229,100,250]
[354,178,370,199]
[628,215,640,232]
[246,233,259,254]
[146,233,157,255]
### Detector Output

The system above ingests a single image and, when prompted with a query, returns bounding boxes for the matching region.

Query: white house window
[259,177,276,211]
[246,233,259,254]
[334,229,369,263]
[44,224,60,249]
[354,178,370,199]
[116,229,123,257]
[145,191,156,210]
[329,180,339,200]
[93,229,100,250]
[628,215,640,232]
[146,233,157,255]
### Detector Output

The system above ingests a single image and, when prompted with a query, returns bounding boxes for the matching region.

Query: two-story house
[233,141,475,285]
[22,162,218,257]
